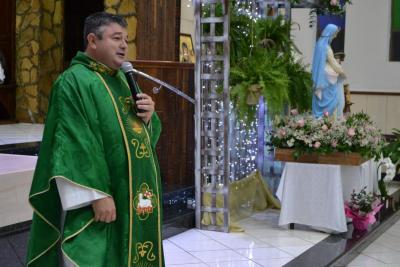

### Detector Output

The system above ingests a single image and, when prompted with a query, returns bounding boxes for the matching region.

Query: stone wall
[16,0,41,122]
[15,0,138,122]
[15,0,63,123]
[38,0,63,123]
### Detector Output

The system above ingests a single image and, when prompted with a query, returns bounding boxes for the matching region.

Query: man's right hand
[92,197,116,223]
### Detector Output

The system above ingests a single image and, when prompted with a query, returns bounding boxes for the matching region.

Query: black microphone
[121,62,144,112]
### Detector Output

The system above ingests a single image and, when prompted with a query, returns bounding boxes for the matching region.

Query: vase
[352,216,370,231]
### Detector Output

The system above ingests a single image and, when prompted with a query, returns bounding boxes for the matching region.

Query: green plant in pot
[229,9,312,123]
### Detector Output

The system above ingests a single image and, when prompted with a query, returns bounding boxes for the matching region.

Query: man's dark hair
[83,12,128,48]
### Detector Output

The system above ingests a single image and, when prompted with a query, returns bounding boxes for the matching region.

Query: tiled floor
[164,210,328,267]
[347,219,400,267]
[0,123,43,145]
[164,210,400,267]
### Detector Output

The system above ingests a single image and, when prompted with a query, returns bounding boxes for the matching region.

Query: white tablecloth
[0,153,37,227]
[276,160,377,233]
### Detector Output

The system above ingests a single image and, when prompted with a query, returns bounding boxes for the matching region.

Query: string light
[199,0,288,185]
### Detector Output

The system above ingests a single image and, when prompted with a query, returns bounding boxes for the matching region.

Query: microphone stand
[128,67,195,105]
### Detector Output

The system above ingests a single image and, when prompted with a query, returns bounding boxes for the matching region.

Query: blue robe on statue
[311,24,342,118]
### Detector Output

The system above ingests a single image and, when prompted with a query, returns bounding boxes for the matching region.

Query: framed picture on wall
[179,33,195,63]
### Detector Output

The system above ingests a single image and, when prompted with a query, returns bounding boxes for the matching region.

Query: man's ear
[87,33,97,49]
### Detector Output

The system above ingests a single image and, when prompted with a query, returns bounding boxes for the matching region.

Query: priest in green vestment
[26,12,164,267]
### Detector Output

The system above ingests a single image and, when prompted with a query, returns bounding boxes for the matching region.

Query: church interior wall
[180,0,195,44]
[291,0,400,134]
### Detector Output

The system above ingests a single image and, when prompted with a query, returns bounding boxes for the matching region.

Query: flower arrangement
[344,186,382,230]
[271,111,385,159]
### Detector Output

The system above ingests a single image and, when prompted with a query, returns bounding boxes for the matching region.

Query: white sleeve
[55,177,108,211]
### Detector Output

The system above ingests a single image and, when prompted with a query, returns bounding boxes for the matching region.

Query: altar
[276,160,377,233]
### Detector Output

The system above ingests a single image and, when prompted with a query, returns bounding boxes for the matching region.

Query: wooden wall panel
[136,0,180,61]
[132,60,194,191]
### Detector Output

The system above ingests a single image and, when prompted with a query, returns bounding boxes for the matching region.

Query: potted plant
[344,186,383,231]
[228,7,313,123]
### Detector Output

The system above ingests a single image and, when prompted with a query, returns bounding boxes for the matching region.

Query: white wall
[344,0,400,92]
[180,0,195,42]
[291,8,316,70]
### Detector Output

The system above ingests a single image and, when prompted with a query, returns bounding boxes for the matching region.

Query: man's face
[90,23,128,70]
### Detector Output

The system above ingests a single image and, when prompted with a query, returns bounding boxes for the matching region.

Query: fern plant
[203,1,313,122]
[230,50,290,121]
[229,7,312,122]
[285,57,313,113]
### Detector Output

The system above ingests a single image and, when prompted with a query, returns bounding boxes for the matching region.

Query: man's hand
[136,93,155,124]
[92,197,116,223]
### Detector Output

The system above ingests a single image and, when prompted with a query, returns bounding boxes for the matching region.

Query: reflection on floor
[347,220,400,266]
[165,210,325,267]
[164,210,400,267]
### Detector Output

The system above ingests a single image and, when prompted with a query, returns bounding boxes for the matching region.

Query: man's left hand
[136,93,154,124]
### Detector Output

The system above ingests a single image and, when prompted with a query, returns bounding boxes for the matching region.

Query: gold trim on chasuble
[95,72,135,266]
[28,174,112,266]
[96,72,163,266]
[89,61,117,76]
[133,241,156,265]
[119,96,133,114]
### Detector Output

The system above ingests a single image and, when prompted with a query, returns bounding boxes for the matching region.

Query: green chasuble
[27,51,164,267]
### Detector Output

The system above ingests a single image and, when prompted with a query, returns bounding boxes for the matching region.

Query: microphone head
[121,62,133,73]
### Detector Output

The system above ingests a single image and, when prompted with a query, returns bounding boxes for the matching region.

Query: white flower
[379,157,396,181]
[287,138,295,147]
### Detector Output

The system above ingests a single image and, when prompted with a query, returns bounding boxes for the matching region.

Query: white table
[0,153,37,227]
[276,160,377,233]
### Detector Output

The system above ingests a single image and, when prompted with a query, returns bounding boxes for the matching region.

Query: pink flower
[278,129,286,138]
[314,141,321,149]
[290,109,299,116]
[330,0,338,6]
[331,140,337,148]
[297,119,305,128]
[324,111,329,117]
[322,124,328,131]
[348,128,356,137]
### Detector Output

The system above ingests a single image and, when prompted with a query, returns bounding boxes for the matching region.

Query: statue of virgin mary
[311,24,346,118]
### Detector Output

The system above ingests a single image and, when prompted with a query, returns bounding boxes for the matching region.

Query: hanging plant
[230,50,290,122]
[285,58,313,113]
[229,7,313,123]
